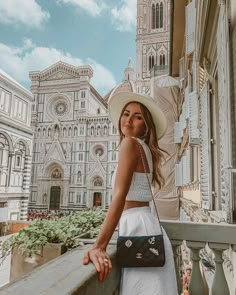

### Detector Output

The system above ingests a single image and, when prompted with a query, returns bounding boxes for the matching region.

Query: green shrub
[0,208,105,264]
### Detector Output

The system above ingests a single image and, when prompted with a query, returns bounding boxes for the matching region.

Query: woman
[83,91,178,294]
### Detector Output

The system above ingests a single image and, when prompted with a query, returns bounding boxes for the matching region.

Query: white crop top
[111,137,153,202]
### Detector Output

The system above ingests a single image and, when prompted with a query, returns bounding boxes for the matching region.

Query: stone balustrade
[0,221,236,295]
[163,221,236,295]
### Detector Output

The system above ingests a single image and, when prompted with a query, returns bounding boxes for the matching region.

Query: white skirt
[118,207,178,295]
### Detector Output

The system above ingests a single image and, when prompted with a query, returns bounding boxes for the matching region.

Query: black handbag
[116,140,165,268]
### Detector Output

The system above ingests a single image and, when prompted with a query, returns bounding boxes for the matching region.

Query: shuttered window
[189,91,200,145]
[185,0,196,54]
[199,82,212,209]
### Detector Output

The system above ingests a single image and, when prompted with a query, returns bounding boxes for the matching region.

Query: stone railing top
[0,244,119,295]
[1,220,236,294]
[162,220,236,244]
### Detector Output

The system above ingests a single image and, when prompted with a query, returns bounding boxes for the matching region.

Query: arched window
[43,128,46,137]
[149,55,155,70]
[156,3,160,28]
[152,4,155,29]
[110,171,114,185]
[68,127,72,137]
[0,133,9,167]
[74,127,78,137]
[15,141,26,169]
[160,2,163,28]
[97,126,100,136]
[149,56,152,70]
[163,54,166,65]
[63,127,66,137]
[48,128,51,137]
[112,126,117,134]
[160,54,163,66]
[37,128,41,137]
[104,126,108,136]
[91,126,94,136]
[77,171,82,183]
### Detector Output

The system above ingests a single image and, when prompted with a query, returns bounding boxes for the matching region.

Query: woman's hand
[83,247,112,282]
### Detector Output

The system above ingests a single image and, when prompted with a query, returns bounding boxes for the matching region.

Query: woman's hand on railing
[83,247,112,282]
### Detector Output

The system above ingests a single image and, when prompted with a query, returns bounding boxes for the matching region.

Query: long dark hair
[118,101,166,188]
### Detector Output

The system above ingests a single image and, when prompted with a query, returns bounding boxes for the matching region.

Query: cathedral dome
[104,58,137,102]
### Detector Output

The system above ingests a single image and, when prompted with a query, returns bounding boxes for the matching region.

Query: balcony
[0,221,236,295]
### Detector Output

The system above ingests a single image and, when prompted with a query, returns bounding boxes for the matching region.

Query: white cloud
[111,0,136,32]
[87,58,116,95]
[56,0,107,17]
[0,0,50,28]
[0,40,116,96]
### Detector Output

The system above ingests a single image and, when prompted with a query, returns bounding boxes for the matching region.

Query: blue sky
[0,0,137,96]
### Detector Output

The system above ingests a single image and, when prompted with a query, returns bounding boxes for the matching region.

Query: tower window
[152,2,164,30]
[160,2,163,28]
[156,3,160,29]
[152,4,155,29]
[149,55,155,70]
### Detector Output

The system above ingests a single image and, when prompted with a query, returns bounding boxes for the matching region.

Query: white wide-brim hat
[108,91,167,140]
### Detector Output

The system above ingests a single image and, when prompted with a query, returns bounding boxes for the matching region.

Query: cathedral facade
[136,0,171,94]
[29,62,119,211]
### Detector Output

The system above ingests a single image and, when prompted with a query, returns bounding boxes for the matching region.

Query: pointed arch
[160,2,164,28]
[68,127,72,137]
[152,4,155,29]
[63,127,67,137]
[163,54,166,65]
[156,3,160,29]
[152,56,155,68]
[74,126,78,137]
[149,56,152,70]
[160,54,163,66]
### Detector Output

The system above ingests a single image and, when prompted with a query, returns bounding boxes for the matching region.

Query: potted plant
[0,208,105,281]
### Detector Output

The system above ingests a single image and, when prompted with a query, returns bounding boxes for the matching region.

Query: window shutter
[179,57,185,87]
[182,154,187,185]
[189,91,200,145]
[179,114,184,138]
[199,82,212,209]
[185,87,190,119]
[185,0,196,55]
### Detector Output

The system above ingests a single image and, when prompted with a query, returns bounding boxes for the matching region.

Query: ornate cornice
[29,61,93,82]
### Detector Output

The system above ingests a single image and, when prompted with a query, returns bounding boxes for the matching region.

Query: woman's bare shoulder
[119,137,139,153]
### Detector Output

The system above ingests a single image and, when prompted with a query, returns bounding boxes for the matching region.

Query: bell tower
[136,0,171,94]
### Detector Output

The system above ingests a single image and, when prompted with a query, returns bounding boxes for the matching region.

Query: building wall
[0,71,33,221]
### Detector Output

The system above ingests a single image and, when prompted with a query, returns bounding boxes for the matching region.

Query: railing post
[208,243,230,295]
[171,239,183,294]
[232,245,236,295]
[186,241,208,295]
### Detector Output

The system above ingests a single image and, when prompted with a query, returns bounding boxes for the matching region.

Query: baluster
[186,241,208,295]
[208,243,230,295]
[171,239,183,294]
[232,245,236,295]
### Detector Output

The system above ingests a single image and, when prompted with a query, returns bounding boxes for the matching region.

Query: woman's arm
[83,137,138,281]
